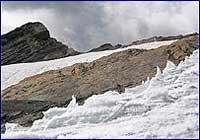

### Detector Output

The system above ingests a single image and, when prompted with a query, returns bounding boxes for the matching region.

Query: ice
[1,40,175,90]
[2,49,198,139]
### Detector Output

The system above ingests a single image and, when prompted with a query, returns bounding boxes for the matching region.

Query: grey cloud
[2,1,199,51]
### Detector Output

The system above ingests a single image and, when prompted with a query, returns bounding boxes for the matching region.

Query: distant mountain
[1,22,80,65]
[89,43,116,52]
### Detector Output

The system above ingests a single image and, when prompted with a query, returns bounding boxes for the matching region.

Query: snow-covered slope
[1,40,175,90]
[2,49,198,139]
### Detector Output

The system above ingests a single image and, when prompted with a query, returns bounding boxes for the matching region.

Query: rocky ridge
[89,33,198,52]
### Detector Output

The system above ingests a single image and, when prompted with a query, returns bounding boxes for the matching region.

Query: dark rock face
[2,34,198,127]
[1,22,80,65]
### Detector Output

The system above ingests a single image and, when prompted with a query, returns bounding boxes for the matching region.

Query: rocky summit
[1,22,80,65]
[2,34,198,128]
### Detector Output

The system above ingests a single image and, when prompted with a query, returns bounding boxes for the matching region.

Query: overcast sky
[1,1,199,51]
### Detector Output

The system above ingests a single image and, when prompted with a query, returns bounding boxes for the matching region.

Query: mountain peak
[3,22,50,42]
[1,22,80,65]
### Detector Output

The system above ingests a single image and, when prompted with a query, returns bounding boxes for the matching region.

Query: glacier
[1,40,175,90]
[2,48,199,138]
